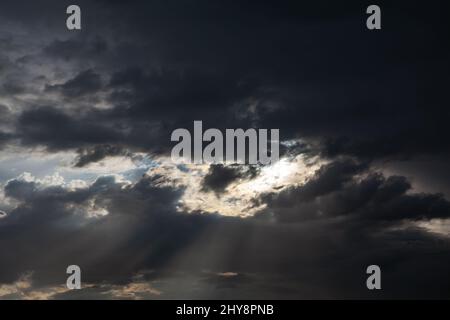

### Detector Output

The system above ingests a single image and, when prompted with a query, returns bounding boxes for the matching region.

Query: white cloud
[0,272,68,300]
[146,155,325,217]
[415,219,450,238]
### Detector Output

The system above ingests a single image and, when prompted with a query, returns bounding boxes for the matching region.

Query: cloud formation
[0,0,449,299]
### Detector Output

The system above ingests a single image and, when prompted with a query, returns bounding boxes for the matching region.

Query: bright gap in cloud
[147,155,324,217]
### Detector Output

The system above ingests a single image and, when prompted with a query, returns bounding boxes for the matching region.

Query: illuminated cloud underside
[147,155,324,217]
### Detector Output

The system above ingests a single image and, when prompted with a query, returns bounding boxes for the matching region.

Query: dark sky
[0,0,449,299]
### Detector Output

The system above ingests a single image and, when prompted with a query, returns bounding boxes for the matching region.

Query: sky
[0,0,449,299]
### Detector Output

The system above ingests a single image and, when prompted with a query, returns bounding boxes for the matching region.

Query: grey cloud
[17,106,122,150]
[0,0,450,299]
[45,69,103,98]
[263,159,368,207]
[1,161,449,298]
[2,0,448,166]
[43,36,108,62]
[74,144,130,167]
[259,161,450,223]
[201,164,258,195]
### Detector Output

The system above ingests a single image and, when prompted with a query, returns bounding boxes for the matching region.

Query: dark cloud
[1,0,447,164]
[0,104,12,122]
[201,165,258,194]
[0,0,450,299]
[0,174,189,283]
[17,106,122,150]
[43,36,108,62]
[0,105,14,147]
[1,82,26,95]
[45,69,102,98]
[0,131,13,148]
[262,159,368,207]
[259,161,450,223]
[1,168,450,298]
[74,144,129,167]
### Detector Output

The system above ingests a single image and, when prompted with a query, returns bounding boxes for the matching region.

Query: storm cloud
[0,0,449,299]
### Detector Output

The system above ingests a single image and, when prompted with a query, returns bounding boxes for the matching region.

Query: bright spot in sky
[0,146,324,218]
[147,155,324,217]
[415,219,450,238]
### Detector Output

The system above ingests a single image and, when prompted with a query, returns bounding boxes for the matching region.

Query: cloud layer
[0,0,449,299]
